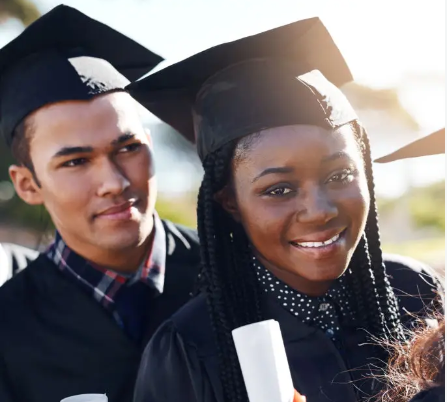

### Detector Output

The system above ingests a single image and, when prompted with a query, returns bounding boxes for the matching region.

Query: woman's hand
[294,389,306,402]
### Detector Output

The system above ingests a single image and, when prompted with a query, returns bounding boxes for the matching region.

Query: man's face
[10,92,157,256]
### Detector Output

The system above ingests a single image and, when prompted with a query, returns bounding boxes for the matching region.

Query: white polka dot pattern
[254,258,353,342]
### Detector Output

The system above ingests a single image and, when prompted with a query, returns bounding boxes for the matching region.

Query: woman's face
[222,124,370,295]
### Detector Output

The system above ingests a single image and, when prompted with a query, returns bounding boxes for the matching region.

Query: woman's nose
[296,187,338,225]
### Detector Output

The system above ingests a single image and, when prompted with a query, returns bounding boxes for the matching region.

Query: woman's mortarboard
[127,17,358,161]
[375,128,445,162]
[0,5,163,147]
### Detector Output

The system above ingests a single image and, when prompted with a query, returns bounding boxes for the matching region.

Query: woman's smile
[288,228,347,260]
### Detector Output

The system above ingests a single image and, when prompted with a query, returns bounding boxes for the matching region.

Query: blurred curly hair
[380,317,445,402]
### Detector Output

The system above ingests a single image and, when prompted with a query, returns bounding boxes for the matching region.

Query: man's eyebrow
[52,133,138,159]
[111,132,136,146]
[252,166,294,183]
[52,146,94,158]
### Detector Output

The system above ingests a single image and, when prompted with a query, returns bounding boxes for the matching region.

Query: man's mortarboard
[0,4,163,147]
[127,17,358,161]
[375,128,445,163]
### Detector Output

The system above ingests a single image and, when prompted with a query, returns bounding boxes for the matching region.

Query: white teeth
[294,233,341,248]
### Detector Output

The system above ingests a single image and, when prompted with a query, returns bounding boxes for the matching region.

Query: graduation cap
[375,128,445,163]
[127,17,358,161]
[0,4,163,148]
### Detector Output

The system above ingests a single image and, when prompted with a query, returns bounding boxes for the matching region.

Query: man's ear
[214,185,241,222]
[9,165,43,206]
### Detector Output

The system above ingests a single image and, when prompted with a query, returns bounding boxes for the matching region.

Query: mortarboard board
[375,127,445,163]
[0,4,163,148]
[127,17,357,161]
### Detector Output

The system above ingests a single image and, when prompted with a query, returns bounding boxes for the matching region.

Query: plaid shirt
[46,214,166,342]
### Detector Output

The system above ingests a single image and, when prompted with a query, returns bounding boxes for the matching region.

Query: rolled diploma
[232,319,295,402]
[60,394,108,402]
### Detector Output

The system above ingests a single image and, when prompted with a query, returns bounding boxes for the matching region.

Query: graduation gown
[0,220,200,402]
[133,255,441,402]
[409,386,445,402]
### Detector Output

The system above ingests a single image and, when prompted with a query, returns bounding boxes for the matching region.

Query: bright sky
[0,0,445,197]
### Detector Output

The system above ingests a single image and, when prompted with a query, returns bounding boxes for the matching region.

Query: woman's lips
[290,228,346,245]
[289,229,347,259]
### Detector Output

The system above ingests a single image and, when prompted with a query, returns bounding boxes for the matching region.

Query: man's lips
[95,200,138,220]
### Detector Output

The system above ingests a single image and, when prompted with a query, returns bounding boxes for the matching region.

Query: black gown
[0,220,200,402]
[133,254,442,402]
[410,386,445,402]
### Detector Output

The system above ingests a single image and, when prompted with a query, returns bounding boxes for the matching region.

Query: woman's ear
[214,185,241,222]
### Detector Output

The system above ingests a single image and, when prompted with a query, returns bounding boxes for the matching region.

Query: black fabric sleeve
[408,386,445,402]
[133,320,213,402]
[0,356,14,402]
[384,254,444,322]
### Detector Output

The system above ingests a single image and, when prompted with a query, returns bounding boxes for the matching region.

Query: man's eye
[267,187,293,196]
[61,158,88,168]
[118,143,142,153]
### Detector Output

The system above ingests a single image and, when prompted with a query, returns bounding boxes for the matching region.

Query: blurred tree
[409,181,445,232]
[155,194,197,228]
[342,82,419,130]
[0,2,436,240]
[377,181,445,233]
[0,0,40,26]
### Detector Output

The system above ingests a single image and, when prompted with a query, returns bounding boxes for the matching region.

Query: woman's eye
[328,168,357,183]
[118,143,142,153]
[267,187,293,196]
[61,158,88,168]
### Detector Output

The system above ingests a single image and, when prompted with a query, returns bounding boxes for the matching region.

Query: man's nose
[96,159,130,197]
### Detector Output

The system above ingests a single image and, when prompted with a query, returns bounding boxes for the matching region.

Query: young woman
[129,18,440,402]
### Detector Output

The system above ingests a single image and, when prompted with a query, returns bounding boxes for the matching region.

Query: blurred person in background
[376,128,445,402]
[129,18,441,402]
[380,317,444,402]
[0,6,200,402]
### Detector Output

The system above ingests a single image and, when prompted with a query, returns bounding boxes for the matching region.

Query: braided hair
[196,121,404,402]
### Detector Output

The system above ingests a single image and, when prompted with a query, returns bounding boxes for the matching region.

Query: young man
[0,6,200,402]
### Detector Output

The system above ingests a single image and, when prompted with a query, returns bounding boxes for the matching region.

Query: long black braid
[196,121,405,402]
[197,144,264,402]
[344,122,404,339]
[361,128,402,334]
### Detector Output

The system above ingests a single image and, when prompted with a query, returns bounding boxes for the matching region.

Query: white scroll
[232,319,295,402]
[61,394,107,402]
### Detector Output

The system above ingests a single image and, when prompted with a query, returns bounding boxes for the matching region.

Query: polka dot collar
[254,258,354,341]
